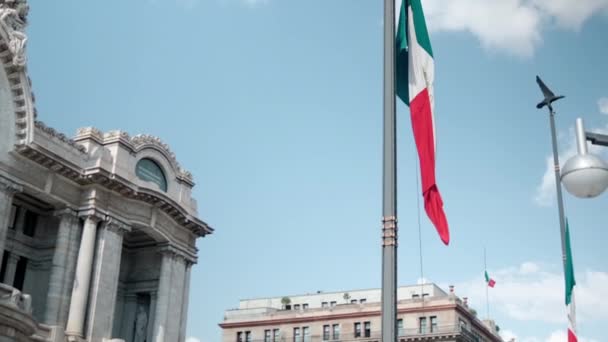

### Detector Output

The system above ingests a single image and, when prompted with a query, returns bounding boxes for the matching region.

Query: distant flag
[565,220,578,342]
[484,270,496,288]
[395,0,449,245]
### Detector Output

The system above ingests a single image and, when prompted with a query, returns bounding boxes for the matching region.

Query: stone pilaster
[120,294,137,342]
[165,255,186,341]
[0,176,22,268]
[65,212,102,340]
[179,262,192,342]
[2,253,20,286]
[85,218,129,342]
[152,250,174,342]
[44,208,81,327]
[147,292,157,342]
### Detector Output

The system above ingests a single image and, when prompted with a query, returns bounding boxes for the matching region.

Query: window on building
[412,294,420,299]
[13,256,27,291]
[237,332,243,342]
[322,302,328,308]
[8,205,18,230]
[354,322,361,338]
[323,325,330,340]
[350,299,357,304]
[364,321,371,338]
[302,326,310,342]
[22,210,37,237]
[430,316,437,333]
[294,304,300,310]
[419,317,427,334]
[332,324,340,340]
[0,251,8,283]
[265,330,271,342]
[245,331,251,342]
[135,158,168,192]
[422,293,429,298]
[330,301,336,307]
[273,329,280,341]
[293,327,301,342]
[285,304,292,310]
[359,298,367,304]
[397,319,404,336]
[302,303,308,310]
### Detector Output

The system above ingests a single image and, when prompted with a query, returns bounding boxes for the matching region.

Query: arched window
[135,158,168,192]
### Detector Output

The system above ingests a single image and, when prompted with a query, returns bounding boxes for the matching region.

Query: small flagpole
[485,247,489,320]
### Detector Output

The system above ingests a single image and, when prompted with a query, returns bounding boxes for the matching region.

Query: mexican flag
[565,220,577,342]
[485,270,496,288]
[395,0,450,245]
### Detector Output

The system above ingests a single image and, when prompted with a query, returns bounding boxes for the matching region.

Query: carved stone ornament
[0,288,32,313]
[0,174,22,194]
[0,0,29,67]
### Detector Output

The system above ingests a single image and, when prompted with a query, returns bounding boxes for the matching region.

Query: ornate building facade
[0,1,213,341]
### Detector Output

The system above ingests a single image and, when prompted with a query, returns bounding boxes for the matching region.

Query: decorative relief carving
[0,0,28,67]
[0,287,32,314]
[75,126,104,142]
[130,134,193,183]
[35,120,87,153]
[0,174,22,194]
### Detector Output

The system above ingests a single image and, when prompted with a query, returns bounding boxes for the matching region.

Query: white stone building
[221,284,503,342]
[0,1,213,341]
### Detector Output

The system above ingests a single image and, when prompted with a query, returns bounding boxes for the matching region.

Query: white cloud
[505,329,599,342]
[599,98,608,115]
[454,262,608,325]
[534,108,608,206]
[421,0,608,57]
[186,337,202,342]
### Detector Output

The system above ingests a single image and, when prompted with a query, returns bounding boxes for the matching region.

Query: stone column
[147,292,157,342]
[0,176,22,268]
[85,218,128,342]
[44,208,81,327]
[165,256,186,341]
[120,294,137,342]
[3,253,20,286]
[179,262,192,342]
[65,213,101,339]
[152,250,174,342]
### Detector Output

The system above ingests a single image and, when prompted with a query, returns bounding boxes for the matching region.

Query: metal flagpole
[485,247,489,320]
[381,0,398,341]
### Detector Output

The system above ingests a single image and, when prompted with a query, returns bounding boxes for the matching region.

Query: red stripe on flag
[488,279,496,288]
[568,328,578,342]
[410,88,450,245]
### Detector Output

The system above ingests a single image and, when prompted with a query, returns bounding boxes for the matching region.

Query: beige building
[0,1,212,341]
[220,284,503,342]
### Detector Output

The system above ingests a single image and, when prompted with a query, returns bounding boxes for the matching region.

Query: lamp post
[535,75,569,283]
[561,118,608,198]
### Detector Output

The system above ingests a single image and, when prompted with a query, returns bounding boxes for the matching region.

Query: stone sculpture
[0,0,29,66]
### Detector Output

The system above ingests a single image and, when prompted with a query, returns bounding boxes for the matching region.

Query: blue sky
[26,1,608,341]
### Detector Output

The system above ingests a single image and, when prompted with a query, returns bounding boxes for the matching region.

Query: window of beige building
[273,329,280,341]
[398,319,404,336]
[294,304,300,310]
[419,317,427,334]
[354,322,361,338]
[350,299,357,304]
[303,327,310,342]
[330,301,336,307]
[302,303,309,309]
[364,321,371,338]
[332,324,340,340]
[265,330,271,342]
[293,327,300,342]
[430,316,438,333]
[359,298,367,304]
[322,302,328,308]
[323,325,330,340]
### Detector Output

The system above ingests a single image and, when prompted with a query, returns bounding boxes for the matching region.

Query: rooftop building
[220,284,503,342]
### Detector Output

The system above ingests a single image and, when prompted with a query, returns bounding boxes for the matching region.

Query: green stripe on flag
[485,270,490,283]
[410,0,433,58]
[565,219,576,305]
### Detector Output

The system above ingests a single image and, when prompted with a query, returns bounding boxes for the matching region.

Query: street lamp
[561,118,608,198]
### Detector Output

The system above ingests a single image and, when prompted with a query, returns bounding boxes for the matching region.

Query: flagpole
[484,247,489,320]
[381,0,398,341]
